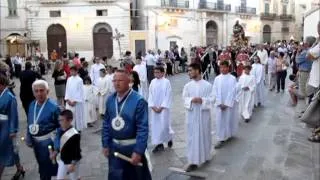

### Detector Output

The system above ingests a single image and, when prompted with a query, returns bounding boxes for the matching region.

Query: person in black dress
[19,61,41,116]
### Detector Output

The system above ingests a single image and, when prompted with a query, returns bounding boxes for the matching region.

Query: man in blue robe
[102,69,151,180]
[26,79,60,180]
[0,74,19,178]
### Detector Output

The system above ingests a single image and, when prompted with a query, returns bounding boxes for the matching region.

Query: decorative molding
[39,0,68,4]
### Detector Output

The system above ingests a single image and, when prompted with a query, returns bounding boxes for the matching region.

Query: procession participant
[182,63,213,172]
[266,51,277,91]
[212,61,238,149]
[237,65,256,123]
[83,76,98,127]
[20,61,42,116]
[89,57,105,86]
[257,45,268,67]
[148,66,173,153]
[133,57,148,99]
[251,56,265,106]
[97,68,113,116]
[65,66,86,131]
[102,69,151,180]
[236,48,249,77]
[0,74,25,180]
[26,80,60,180]
[51,110,82,180]
[12,53,22,78]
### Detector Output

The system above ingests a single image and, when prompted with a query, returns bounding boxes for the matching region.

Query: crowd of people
[0,22,319,180]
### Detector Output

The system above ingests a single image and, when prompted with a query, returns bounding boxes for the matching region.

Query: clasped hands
[152,107,164,113]
[191,97,203,104]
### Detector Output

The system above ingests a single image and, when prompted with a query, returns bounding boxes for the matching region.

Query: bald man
[102,69,151,180]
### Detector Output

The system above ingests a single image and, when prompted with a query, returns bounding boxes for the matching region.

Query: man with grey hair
[296,36,316,98]
[26,79,60,180]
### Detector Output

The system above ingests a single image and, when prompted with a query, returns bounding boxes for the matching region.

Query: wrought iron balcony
[279,14,294,21]
[161,0,189,9]
[235,6,256,15]
[39,0,68,3]
[198,2,231,12]
[260,13,277,20]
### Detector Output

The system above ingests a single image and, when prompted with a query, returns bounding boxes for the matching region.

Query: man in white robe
[182,63,213,172]
[96,68,113,115]
[90,57,105,86]
[212,61,238,149]
[237,65,256,123]
[133,58,148,99]
[148,66,173,153]
[65,66,87,131]
[251,57,265,106]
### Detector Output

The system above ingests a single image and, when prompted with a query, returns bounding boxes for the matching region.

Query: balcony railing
[198,2,231,12]
[279,14,294,21]
[39,0,68,3]
[161,0,189,8]
[260,13,276,20]
[235,6,256,14]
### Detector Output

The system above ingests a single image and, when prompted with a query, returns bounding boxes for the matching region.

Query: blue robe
[102,90,151,180]
[0,88,18,167]
[26,99,60,180]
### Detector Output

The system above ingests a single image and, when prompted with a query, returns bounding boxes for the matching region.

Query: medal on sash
[111,90,133,131]
[29,100,48,135]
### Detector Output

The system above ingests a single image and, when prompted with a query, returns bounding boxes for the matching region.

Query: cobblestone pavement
[2,72,320,180]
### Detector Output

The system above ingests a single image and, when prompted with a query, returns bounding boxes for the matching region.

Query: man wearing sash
[102,69,151,180]
[51,110,81,180]
[26,80,60,180]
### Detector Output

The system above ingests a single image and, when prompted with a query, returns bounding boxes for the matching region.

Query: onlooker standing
[180,47,187,73]
[73,53,81,69]
[173,46,180,74]
[50,49,58,62]
[145,50,156,84]
[296,36,316,98]
[78,61,89,81]
[19,62,41,116]
[13,53,22,78]
[4,55,13,79]
[276,52,289,93]
[63,58,71,78]
[52,60,67,108]
[266,51,277,91]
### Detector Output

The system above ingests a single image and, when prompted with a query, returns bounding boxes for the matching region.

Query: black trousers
[14,64,21,78]
[146,65,154,84]
[276,70,287,91]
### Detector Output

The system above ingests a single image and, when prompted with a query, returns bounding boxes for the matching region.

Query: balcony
[161,0,189,9]
[87,0,116,2]
[39,0,68,3]
[260,13,276,20]
[279,14,294,21]
[198,2,231,12]
[235,6,256,15]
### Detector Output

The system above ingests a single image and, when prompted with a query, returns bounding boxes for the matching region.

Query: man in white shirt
[133,58,148,99]
[65,66,86,131]
[148,66,173,153]
[12,53,22,78]
[145,50,157,84]
[307,21,320,93]
[257,45,268,65]
[90,57,105,86]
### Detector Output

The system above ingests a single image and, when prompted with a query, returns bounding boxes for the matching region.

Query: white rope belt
[113,139,136,146]
[33,131,55,141]
[0,114,8,121]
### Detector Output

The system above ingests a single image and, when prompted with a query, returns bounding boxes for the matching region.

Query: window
[49,10,61,17]
[281,27,289,33]
[7,0,17,16]
[97,9,108,16]
[265,3,270,14]
[282,5,287,15]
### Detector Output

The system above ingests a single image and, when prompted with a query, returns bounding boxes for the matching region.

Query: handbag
[300,89,320,127]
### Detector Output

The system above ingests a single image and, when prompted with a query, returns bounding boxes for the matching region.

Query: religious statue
[231,20,248,48]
